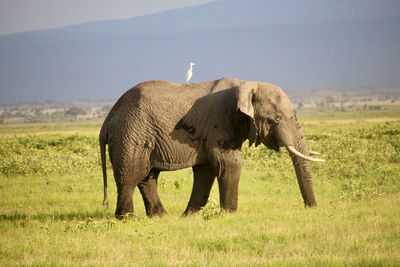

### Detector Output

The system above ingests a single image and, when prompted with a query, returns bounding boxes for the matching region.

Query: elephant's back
[106,81,193,141]
[111,78,243,111]
[107,77,245,126]
[110,80,187,112]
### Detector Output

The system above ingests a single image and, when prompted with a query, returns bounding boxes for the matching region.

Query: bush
[199,199,225,220]
[0,134,100,176]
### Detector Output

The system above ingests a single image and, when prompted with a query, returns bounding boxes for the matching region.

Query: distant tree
[0,110,10,124]
[34,108,43,117]
[326,96,335,104]
[297,102,304,110]
[0,115,7,124]
[65,106,86,117]
[100,105,112,113]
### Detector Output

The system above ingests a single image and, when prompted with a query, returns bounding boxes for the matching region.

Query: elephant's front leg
[183,164,216,216]
[217,163,241,212]
[138,169,167,217]
[212,149,242,212]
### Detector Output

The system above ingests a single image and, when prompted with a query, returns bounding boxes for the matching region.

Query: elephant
[99,77,324,218]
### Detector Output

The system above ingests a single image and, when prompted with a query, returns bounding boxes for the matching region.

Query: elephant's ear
[235,82,258,146]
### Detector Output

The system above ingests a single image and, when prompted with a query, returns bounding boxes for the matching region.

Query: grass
[0,109,400,266]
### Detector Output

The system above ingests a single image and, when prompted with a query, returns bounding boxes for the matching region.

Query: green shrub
[199,199,225,220]
[0,134,101,177]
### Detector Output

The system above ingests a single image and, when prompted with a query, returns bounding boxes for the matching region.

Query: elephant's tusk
[287,146,325,162]
[309,150,319,156]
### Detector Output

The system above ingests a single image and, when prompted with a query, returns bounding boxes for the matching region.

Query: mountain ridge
[1,0,399,103]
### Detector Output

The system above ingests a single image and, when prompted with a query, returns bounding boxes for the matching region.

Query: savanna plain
[0,104,400,266]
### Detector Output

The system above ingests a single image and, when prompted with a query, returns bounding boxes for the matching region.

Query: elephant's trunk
[273,117,318,207]
[288,137,317,207]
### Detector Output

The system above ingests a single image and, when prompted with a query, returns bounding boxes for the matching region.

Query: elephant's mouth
[258,134,279,152]
[261,124,324,162]
[255,119,324,162]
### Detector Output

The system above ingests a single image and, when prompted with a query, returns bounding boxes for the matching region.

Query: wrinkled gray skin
[100,77,317,218]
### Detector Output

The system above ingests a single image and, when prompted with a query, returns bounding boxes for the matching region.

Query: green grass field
[1,109,400,266]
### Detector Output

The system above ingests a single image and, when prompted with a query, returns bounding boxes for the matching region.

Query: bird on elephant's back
[99,77,324,218]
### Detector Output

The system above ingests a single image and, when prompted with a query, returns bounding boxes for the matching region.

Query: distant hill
[1,0,399,103]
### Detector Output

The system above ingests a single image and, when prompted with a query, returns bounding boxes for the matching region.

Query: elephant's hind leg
[183,164,216,216]
[138,169,167,217]
[115,174,136,219]
[114,157,150,219]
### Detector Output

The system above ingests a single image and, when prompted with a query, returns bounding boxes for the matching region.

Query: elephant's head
[236,82,324,207]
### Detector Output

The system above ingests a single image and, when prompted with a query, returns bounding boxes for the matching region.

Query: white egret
[185,62,196,84]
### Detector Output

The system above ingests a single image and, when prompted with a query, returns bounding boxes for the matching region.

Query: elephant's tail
[100,132,109,209]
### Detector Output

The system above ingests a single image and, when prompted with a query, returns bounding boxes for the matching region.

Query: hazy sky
[0,0,218,34]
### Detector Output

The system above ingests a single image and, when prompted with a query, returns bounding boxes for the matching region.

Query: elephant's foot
[115,210,135,220]
[220,204,237,213]
[182,206,202,216]
[115,194,135,219]
[144,200,167,217]
[146,205,168,217]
